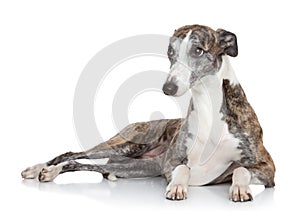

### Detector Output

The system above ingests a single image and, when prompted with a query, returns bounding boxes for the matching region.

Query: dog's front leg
[166,164,190,200]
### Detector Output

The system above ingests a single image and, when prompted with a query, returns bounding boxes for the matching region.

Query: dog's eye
[168,46,175,57]
[194,47,204,57]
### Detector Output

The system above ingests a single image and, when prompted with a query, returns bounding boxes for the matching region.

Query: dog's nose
[162,82,178,96]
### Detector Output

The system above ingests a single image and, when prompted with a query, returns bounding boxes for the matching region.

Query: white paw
[166,183,188,200]
[229,184,253,202]
[21,163,47,179]
[38,165,62,182]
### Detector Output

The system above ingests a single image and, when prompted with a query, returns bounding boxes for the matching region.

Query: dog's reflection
[22,176,166,204]
[22,174,274,208]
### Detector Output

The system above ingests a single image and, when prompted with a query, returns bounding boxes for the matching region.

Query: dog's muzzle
[162,82,178,96]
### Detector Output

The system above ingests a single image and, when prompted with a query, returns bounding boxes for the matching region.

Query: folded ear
[217,29,238,57]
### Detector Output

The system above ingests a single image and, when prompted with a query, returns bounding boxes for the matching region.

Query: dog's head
[162,25,238,96]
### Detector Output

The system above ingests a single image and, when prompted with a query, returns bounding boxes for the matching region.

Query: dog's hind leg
[21,135,137,179]
[21,119,181,180]
[21,143,116,179]
[38,158,162,182]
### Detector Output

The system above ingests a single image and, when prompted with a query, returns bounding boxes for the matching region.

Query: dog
[21,24,275,202]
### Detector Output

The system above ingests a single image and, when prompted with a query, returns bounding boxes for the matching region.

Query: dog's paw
[166,184,188,200]
[229,184,253,202]
[38,165,62,182]
[21,163,47,179]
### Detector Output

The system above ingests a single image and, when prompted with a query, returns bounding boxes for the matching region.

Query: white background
[1,0,299,210]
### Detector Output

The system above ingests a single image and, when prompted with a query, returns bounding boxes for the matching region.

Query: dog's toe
[229,184,253,202]
[21,163,47,179]
[38,165,61,182]
[166,184,187,200]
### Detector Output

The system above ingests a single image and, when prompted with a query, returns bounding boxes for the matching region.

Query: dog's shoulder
[221,79,265,164]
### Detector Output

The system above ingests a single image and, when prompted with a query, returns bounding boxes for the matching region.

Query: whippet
[21,25,275,202]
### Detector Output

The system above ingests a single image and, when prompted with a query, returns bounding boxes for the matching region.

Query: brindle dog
[21,25,275,202]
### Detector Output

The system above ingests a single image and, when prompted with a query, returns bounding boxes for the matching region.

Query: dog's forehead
[170,25,216,50]
[169,30,194,47]
[169,30,192,55]
[173,25,215,37]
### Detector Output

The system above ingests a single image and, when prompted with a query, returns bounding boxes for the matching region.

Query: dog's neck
[188,55,238,145]
[190,55,238,111]
[216,55,238,86]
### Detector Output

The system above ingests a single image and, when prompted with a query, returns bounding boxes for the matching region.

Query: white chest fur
[185,56,242,186]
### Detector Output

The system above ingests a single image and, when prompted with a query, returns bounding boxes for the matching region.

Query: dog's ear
[217,29,238,57]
